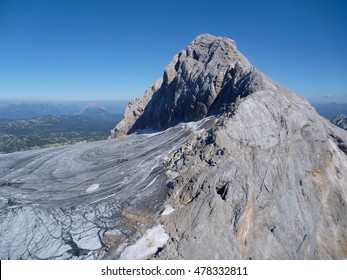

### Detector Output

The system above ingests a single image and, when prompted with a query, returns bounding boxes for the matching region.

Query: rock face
[113,34,347,259]
[331,114,347,130]
[110,78,163,138]
[111,34,276,136]
[1,34,347,260]
[159,90,347,259]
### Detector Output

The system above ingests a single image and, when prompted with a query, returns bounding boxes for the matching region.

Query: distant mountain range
[0,101,126,153]
[0,114,123,153]
[0,100,128,120]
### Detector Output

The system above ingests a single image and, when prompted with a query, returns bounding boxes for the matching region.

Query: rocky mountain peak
[107,36,347,259]
[162,33,252,91]
[1,34,347,260]
[111,34,276,137]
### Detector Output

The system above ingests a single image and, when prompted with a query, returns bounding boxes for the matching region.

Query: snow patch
[134,128,163,137]
[147,175,159,188]
[178,115,215,131]
[161,205,175,216]
[86,183,100,193]
[119,225,169,260]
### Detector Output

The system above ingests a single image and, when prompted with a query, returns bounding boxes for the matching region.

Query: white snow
[161,204,175,216]
[182,115,215,130]
[85,183,100,193]
[119,225,169,260]
[184,121,200,130]
[146,175,159,188]
[142,130,163,137]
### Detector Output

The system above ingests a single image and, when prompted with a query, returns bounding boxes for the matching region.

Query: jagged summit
[111,34,277,137]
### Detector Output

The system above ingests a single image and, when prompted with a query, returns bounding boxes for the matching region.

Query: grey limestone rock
[110,78,163,138]
[158,88,347,259]
[111,34,276,136]
[122,34,347,259]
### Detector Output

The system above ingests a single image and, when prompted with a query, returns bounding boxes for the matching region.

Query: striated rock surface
[331,114,347,130]
[158,89,347,259]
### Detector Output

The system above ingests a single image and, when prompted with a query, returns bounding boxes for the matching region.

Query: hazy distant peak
[81,103,107,110]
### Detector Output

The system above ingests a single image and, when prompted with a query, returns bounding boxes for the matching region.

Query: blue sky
[0,0,346,103]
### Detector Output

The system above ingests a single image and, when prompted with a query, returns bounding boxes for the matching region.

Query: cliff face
[111,34,276,136]
[110,78,163,138]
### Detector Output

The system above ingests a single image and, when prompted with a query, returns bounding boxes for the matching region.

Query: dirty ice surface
[0,117,216,259]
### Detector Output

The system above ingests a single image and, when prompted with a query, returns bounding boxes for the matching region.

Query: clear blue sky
[0,0,346,103]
